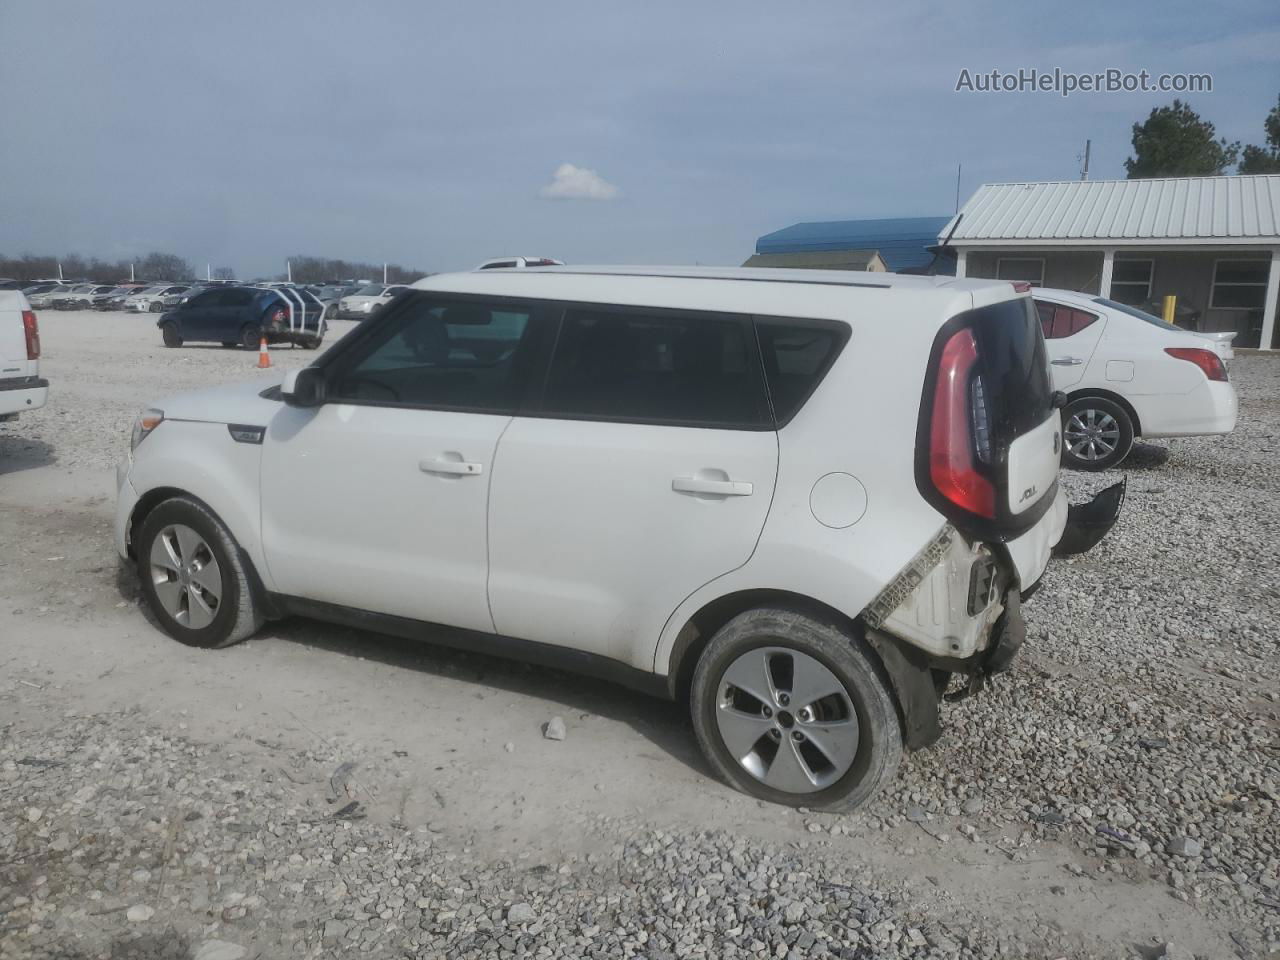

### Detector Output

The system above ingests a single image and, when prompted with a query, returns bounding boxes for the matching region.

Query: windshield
[1093,297,1181,331]
[355,285,385,297]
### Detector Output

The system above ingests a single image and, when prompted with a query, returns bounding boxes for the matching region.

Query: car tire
[1061,397,1134,471]
[161,323,182,348]
[135,496,264,649]
[241,324,262,350]
[149,302,164,313]
[691,607,902,812]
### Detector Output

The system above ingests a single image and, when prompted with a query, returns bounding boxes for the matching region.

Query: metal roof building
[755,216,953,272]
[945,175,1280,349]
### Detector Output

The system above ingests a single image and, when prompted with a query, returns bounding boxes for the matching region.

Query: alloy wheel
[715,646,859,793]
[149,524,223,629]
[1065,408,1120,461]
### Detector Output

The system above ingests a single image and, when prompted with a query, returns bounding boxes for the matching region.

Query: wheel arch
[664,588,941,751]
[1065,387,1143,437]
[128,486,281,619]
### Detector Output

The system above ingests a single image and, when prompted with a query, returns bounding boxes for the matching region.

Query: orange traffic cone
[257,336,271,369]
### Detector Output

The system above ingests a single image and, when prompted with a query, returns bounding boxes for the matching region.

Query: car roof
[412,265,1025,322]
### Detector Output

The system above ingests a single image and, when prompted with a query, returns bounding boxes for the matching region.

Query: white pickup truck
[0,290,48,422]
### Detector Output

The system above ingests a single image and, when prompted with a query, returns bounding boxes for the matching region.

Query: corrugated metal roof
[755,216,953,271]
[741,250,886,271]
[945,175,1280,243]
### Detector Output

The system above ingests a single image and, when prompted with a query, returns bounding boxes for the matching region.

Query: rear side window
[755,320,848,424]
[223,289,254,307]
[1035,300,1099,339]
[542,308,769,429]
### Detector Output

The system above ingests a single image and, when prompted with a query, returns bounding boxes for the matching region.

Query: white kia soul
[116,266,1121,810]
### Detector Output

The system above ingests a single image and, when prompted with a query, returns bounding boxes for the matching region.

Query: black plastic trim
[0,376,48,392]
[272,595,672,700]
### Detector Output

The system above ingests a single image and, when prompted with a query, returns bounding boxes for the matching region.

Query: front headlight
[130,408,164,451]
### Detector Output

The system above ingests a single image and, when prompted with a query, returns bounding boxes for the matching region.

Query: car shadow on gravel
[49,930,191,960]
[1123,441,1171,469]
[269,615,707,775]
[0,435,56,475]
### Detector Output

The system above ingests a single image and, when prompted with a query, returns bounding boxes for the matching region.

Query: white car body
[125,285,188,312]
[336,284,409,318]
[0,291,47,421]
[1033,289,1238,443]
[116,267,1122,807]
[26,284,76,309]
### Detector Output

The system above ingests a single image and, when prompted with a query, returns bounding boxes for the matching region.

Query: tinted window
[1034,301,1099,339]
[542,308,768,428]
[329,297,535,411]
[756,320,848,424]
[223,289,254,307]
[185,290,219,307]
[968,298,1052,438]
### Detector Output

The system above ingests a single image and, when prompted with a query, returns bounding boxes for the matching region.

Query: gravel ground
[1,311,1277,959]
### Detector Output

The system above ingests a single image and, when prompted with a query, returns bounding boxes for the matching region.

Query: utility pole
[207,263,211,281]
[955,164,962,214]
[287,260,293,283]
[130,262,135,282]
[383,262,388,284]
[1079,139,1091,181]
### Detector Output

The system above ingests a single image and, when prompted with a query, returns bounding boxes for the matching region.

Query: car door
[486,304,779,670]
[1035,299,1106,389]
[175,289,220,339]
[259,293,551,633]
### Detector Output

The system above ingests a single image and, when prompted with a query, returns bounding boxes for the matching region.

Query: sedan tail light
[1164,347,1227,382]
[927,327,995,519]
[22,310,40,359]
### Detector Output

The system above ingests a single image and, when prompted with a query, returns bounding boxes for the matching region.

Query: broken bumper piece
[1052,478,1126,558]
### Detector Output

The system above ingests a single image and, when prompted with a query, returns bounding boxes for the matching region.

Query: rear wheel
[135,497,263,649]
[241,324,262,350]
[1061,397,1134,471]
[691,608,902,812]
[161,323,182,347]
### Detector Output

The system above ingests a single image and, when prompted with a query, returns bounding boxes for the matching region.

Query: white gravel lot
[1,310,1277,960]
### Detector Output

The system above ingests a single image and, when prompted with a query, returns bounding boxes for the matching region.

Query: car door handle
[419,458,484,476]
[672,477,753,497]
[1051,357,1084,366]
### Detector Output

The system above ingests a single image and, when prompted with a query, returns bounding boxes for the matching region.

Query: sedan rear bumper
[1133,380,1237,439]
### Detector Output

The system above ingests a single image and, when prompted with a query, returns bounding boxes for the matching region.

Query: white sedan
[335,284,410,319]
[1033,288,1238,470]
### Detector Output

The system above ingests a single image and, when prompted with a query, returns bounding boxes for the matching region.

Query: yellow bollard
[1162,295,1177,326]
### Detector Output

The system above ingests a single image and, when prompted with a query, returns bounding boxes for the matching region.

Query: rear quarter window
[755,319,849,424]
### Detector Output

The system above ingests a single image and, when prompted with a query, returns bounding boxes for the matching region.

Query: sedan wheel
[149,523,222,629]
[1061,397,1134,471]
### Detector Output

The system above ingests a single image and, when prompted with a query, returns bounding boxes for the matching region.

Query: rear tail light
[22,310,40,359]
[1164,347,1227,382]
[928,328,996,519]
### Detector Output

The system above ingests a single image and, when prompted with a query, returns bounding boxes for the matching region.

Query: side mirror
[282,367,326,407]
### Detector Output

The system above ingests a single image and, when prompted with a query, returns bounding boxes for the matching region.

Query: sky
[1,0,1277,278]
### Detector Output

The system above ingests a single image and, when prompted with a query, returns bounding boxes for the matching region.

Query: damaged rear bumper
[1052,478,1126,558]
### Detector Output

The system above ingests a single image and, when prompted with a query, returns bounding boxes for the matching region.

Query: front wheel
[691,608,902,812]
[1061,397,1134,471]
[161,323,182,347]
[241,324,262,350]
[135,497,264,648]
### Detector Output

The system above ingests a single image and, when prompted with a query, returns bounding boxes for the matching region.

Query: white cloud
[540,163,620,200]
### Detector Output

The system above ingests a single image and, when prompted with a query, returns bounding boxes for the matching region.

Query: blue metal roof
[755,216,954,272]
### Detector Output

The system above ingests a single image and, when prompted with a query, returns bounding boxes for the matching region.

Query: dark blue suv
[157,286,326,350]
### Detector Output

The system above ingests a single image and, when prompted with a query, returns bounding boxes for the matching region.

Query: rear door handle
[1051,357,1084,366]
[672,477,753,497]
[419,458,484,476]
